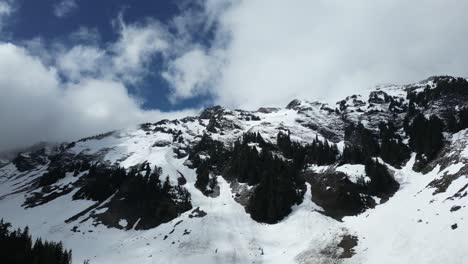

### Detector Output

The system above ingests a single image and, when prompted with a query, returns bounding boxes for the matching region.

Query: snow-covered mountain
[1,76,468,264]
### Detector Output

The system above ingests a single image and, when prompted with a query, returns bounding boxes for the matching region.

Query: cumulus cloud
[163,0,468,109]
[4,0,468,151]
[162,47,223,101]
[53,18,170,84]
[53,0,78,18]
[111,17,170,83]
[0,15,197,151]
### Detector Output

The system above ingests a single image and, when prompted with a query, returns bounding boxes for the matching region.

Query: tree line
[0,219,72,264]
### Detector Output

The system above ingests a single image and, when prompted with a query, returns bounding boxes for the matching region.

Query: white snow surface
[0,102,467,264]
[335,164,369,184]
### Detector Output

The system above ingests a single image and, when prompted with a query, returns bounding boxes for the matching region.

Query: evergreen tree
[364,158,399,197]
[379,122,410,166]
[0,219,72,264]
[407,114,444,159]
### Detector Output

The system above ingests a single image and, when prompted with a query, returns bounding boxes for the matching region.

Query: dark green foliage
[247,151,305,224]
[307,172,374,220]
[72,164,191,230]
[379,122,411,167]
[38,166,66,187]
[194,161,210,189]
[12,150,48,172]
[188,133,231,174]
[442,107,468,133]
[277,132,338,167]
[188,133,230,193]
[342,144,365,164]
[73,165,127,202]
[407,114,444,159]
[0,219,72,264]
[225,133,269,185]
[343,123,379,164]
[113,167,192,230]
[37,155,91,187]
[407,77,468,107]
[459,107,468,130]
[447,107,468,132]
[364,158,399,197]
[303,136,339,166]
[223,132,306,223]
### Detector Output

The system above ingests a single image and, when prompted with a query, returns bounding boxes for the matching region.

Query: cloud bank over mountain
[1,0,468,151]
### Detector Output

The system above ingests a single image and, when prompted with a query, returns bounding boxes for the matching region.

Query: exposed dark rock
[177,171,187,185]
[256,107,279,113]
[23,185,74,208]
[77,131,115,143]
[152,140,172,147]
[199,105,225,119]
[12,151,48,172]
[188,207,207,218]
[305,171,375,220]
[337,235,359,259]
[286,99,302,109]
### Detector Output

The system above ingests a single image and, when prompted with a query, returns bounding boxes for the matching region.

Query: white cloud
[69,27,101,44]
[0,41,196,151]
[4,0,468,151]
[162,48,222,101]
[111,17,170,83]
[54,18,170,84]
[0,1,11,16]
[53,0,78,18]
[57,45,107,81]
[0,5,202,152]
[0,0,12,31]
[164,0,468,109]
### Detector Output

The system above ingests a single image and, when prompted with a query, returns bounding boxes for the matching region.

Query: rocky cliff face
[0,76,467,264]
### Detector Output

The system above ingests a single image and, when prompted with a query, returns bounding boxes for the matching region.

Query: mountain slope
[0,76,467,264]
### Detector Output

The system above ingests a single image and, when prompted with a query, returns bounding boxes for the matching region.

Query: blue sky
[1,0,468,151]
[4,0,211,111]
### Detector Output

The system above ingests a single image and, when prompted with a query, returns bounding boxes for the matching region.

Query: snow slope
[1,77,468,264]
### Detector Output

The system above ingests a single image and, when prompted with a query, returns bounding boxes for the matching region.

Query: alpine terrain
[1,76,468,264]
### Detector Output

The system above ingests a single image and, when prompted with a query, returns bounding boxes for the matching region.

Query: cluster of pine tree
[0,219,72,264]
[407,77,468,108]
[447,107,468,133]
[73,163,192,230]
[342,122,410,167]
[247,150,305,224]
[223,132,305,223]
[73,165,127,202]
[189,133,232,193]
[363,158,399,197]
[307,171,373,219]
[225,132,273,185]
[379,122,411,166]
[407,114,444,159]
[343,123,379,164]
[111,164,192,230]
[38,157,91,187]
[277,132,338,167]
[189,133,231,174]
[194,160,218,196]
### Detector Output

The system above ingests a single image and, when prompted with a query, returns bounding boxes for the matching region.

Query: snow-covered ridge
[0,76,467,264]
